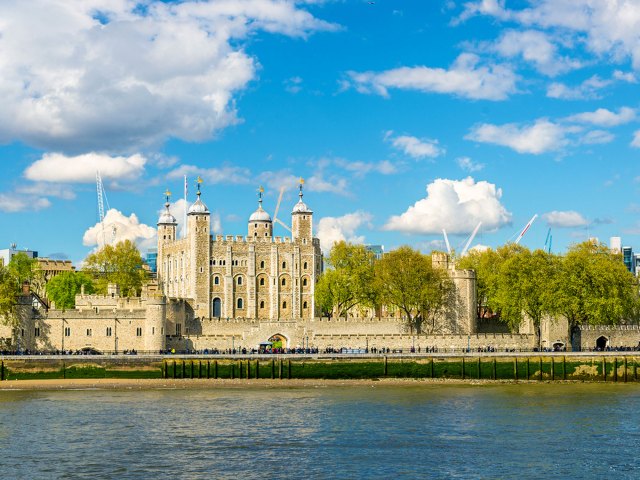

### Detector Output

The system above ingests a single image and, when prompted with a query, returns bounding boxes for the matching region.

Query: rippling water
[1,383,639,479]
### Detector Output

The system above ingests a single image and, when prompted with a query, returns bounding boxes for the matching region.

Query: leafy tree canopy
[83,240,146,296]
[46,271,96,310]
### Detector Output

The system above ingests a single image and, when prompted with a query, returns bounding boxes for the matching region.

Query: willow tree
[375,246,453,334]
[83,240,146,296]
[315,241,377,317]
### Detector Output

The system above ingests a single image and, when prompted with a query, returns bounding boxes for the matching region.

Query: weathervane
[164,189,171,203]
[196,176,203,196]
[258,186,264,206]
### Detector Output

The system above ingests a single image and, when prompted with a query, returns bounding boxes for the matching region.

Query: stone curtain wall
[576,325,640,351]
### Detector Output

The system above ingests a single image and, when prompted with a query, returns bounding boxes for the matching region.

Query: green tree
[550,241,640,336]
[83,240,146,296]
[0,265,20,327]
[375,246,453,333]
[315,241,377,317]
[46,271,96,309]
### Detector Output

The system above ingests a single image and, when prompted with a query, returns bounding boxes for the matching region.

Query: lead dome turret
[249,186,273,238]
[188,179,209,215]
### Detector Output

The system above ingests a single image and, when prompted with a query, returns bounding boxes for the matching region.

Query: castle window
[260,261,265,269]
[282,261,286,269]
[259,278,265,286]
[237,276,243,286]
[176,324,182,336]
[303,301,308,309]
[136,327,142,337]
[303,262,308,269]
[214,276,220,285]
[87,328,92,337]
[282,301,287,309]
[281,278,286,286]
[152,327,155,335]
[255,223,258,228]
[64,327,70,337]
[34,327,40,337]
[106,327,112,337]
[255,232,257,237]
[199,267,203,274]
[265,233,268,237]
[237,298,244,309]
[303,278,308,287]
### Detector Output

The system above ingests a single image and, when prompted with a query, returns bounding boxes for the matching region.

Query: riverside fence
[1,353,640,382]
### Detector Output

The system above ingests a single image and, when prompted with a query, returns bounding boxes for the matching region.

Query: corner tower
[291,178,312,244]
[248,186,272,239]
[187,177,211,319]
[157,189,177,288]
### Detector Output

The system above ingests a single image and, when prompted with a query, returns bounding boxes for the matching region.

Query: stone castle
[2,183,639,353]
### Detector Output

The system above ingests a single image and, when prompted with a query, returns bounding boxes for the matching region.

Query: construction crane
[461,222,482,256]
[544,228,552,253]
[515,214,538,244]
[272,185,292,233]
[442,229,452,255]
[96,171,113,247]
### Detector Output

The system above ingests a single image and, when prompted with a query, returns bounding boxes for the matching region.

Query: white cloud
[493,29,580,76]
[335,159,398,177]
[564,107,635,127]
[466,119,566,154]
[386,132,444,159]
[613,70,638,83]
[547,75,611,100]
[16,183,76,200]
[24,152,146,183]
[83,208,157,251]
[0,193,51,213]
[631,130,640,148]
[462,1,640,69]
[384,177,512,234]
[167,164,251,185]
[316,211,373,254]
[284,76,303,94]
[542,210,589,228]
[580,130,615,145]
[0,1,336,153]
[456,156,485,172]
[348,53,518,100]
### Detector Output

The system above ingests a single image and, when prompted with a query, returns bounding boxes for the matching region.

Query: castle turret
[157,190,177,291]
[187,177,211,319]
[291,178,312,244]
[248,186,273,239]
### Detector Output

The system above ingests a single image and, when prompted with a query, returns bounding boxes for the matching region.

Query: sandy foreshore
[0,377,513,390]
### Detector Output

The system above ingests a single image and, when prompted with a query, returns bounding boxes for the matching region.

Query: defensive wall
[2,352,640,383]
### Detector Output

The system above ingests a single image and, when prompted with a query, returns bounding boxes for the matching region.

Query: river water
[0,383,639,479]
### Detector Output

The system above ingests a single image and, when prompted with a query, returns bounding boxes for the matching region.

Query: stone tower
[291,179,313,244]
[187,180,211,319]
[157,191,177,288]
[248,187,273,239]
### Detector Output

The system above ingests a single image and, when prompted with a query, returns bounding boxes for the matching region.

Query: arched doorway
[212,298,221,318]
[596,336,608,350]
[552,342,565,351]
[268,334,287,350]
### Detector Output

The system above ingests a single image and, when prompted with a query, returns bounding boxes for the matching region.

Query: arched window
[259,278,265,286]
[303,262,308,269]
[281,278,286,286]
[302,278,308,287]
[282,301,287,309]
[237,276,243,286]
[260,301,265,309]
[303,301,308,309]
[237,298,243,309]
[214,276,220,285]
[282,261,286,269]
[260,260,265,269]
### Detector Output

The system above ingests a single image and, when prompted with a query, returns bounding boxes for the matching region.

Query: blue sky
[2,0,640,263]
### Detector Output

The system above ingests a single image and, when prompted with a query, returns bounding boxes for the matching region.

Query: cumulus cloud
[386,132,444,159]
[347,53,518,100]
[465,119,566,154]
[24,152,146,183]
[547,75,611,100]
[492,29,580,76]
[316,211,373,254]
[579,130,615,145]
[0,1,336,153]
[167,164,251,186]
[542,210,589,228]
[0,193,51,213]
[564,107,636,127]
[384,177,512,234]
[456,156,485,172]
[83,208,157,250]
[632,130,640,148]
[334,159,398,177]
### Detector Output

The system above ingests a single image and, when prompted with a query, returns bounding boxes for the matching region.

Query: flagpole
[184,175,188,238]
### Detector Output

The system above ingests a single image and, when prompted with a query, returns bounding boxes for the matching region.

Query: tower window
[282,261,286,269]
[282,301,287,309]
[237,298,244,309]
[237,276,243,286]
[260,278,265,286]
[214,276,220,285]
[106,327,112,337]
[303,262,308,269]
[260,261,265,269]
[260,301,265,309]
[255,223,258,228]
[281,278,286,286]
[303,278,308,287]
[303,301,308,309]
[86,328,92,337]
[136,327,142,337]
